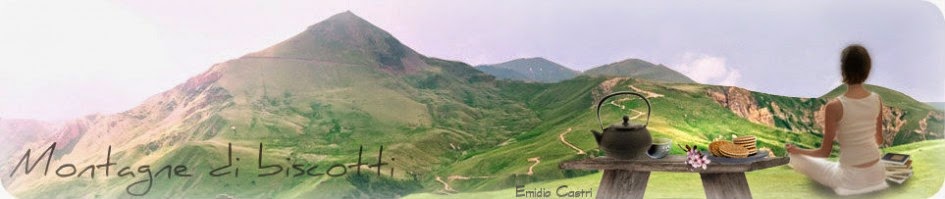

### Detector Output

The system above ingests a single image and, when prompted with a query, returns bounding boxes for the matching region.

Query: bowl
[647,137,672,159]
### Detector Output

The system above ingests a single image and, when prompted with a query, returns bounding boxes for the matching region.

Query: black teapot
[592,91,653,159]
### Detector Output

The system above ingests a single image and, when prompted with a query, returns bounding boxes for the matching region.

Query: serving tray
[705,149,770,164]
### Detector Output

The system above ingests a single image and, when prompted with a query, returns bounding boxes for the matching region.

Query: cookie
[718,143,750,158]
[744,146,757,155]
[709,140,730,157]
[733,135,755,144]
[732,135,757,155]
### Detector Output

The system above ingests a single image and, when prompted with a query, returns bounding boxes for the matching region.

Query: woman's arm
[787,100,842,158]
[876,99,884,146]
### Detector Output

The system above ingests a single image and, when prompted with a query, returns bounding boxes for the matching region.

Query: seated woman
[786,44,888,196]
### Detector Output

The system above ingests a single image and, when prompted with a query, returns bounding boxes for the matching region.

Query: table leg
[596,170,650,199]
[699,172,752,199]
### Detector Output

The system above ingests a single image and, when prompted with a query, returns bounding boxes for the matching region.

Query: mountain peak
[245,11,427,73]
[613,58,657,67]
[583,58,696,83]
[307,11,371,30]
[518,57,550,62]
[475,57,578,83]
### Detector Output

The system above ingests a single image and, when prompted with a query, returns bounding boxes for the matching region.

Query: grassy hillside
[405,140,945,199]
[475,65,531,82]
[418,78,824,193]
[927,102,945,111]
[4,12,539,198]
[822,84,937,112]
[405,78,941,196]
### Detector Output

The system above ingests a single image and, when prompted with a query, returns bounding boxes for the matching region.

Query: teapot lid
[608,115,646,131]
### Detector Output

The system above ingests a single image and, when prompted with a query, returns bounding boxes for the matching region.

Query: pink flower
[680,144,710,170]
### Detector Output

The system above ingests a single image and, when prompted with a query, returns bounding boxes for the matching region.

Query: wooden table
[560,155,789,199]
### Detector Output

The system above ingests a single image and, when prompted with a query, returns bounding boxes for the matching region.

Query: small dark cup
[647,138,672,159]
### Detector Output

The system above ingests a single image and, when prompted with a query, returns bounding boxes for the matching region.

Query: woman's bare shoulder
[826,99,842,108]
[826,99,843,117]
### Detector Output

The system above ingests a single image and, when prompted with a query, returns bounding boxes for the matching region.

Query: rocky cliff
[707,86,775,127]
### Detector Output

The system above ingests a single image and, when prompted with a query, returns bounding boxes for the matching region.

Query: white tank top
[836,92,882,166]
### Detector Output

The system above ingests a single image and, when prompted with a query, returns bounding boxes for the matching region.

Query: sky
[1,0,943,121]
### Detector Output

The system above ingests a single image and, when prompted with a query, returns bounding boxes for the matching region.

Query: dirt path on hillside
[629,85,663,98]
[604,85,659,121]
[435,175,492,193]
[609,100,625,109]
[630,109,645,120]
[558,128,585,155]
[526,157,541,175]
[608,85,661,110]
[435,176,455,193]
[607,100,647,120]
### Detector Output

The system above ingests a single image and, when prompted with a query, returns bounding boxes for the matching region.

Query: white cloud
[674,53,742,87]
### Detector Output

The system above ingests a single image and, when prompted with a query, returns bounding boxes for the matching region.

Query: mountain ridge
[583,58,696,83]
[475,57,579,83]
[3,11,538,198]
[244,11,430,74]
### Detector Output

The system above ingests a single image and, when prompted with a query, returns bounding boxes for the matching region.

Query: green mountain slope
[474,65,530,82]
[423,78,822,192]
[583,58,696,83]
[928,102,945,111]
[4,11,941,199]
[405,140,945,199]
[475,57,579,83]
[411,78,941,194]
[4,11,539,198]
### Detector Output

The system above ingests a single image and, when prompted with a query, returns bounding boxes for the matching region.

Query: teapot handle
[595,91,651,131]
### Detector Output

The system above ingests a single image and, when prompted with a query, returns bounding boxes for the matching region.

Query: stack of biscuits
[733,135,757,155]
[708,135,758,158]
[718,141,750,158]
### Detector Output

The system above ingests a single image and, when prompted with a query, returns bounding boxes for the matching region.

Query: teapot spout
[591,130,602,145]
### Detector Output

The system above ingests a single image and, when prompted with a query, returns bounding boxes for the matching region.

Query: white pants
[788,153,889,196]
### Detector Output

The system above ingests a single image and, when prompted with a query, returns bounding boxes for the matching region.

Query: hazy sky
[1,0,943,121]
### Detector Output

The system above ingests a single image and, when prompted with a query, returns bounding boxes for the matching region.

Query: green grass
[927,102,945,111]
[406,140,945,199]
[425,78,826,192]
[9,57,942,198]
[403,78,941,196]
[11,75,939,198]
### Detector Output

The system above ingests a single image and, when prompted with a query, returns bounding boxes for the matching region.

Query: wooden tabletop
[560,155,789,173]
